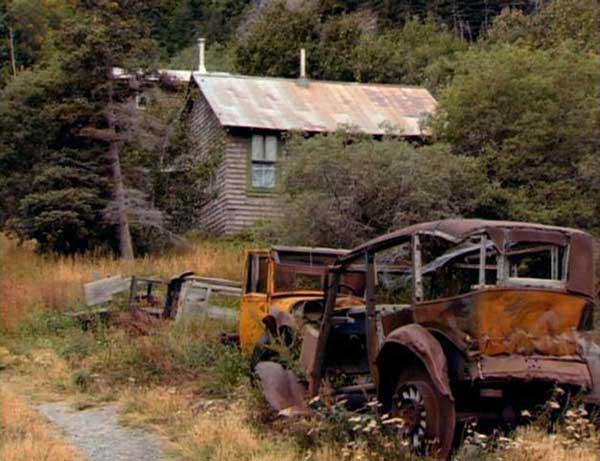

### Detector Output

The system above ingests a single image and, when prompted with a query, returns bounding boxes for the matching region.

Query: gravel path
[37,402,163,461]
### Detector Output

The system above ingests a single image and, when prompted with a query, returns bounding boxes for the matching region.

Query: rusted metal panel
[342,219,591,261]
[112,67,191,84]
[471,355,592,389]
[264,307,297,333]
[568,232,595,298]
[338,219,595,298]
[577,335,600,402]
[254,361,307,414]
[300,325,320,377]
[415,288,587,356]
[379,324,453,400]
[193,73,436,136]
[271,246,348,258]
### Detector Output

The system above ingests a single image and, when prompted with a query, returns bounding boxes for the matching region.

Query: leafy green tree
[0,0,71,85]
[434,44,598,228]
[57,0,160,258]
[233,1,320,77]
[353,17,467,91]
[271,131,494,247]
[486,0,598,52]
[368,0,530,39]
[315,13,365,81]
[0,64,116,253]
[1,0,162,255]
[9,149,111,254]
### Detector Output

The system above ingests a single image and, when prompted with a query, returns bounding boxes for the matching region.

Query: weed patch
[0,385,82,461]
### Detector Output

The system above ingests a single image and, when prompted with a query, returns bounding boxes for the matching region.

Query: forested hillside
[0,0,598,254]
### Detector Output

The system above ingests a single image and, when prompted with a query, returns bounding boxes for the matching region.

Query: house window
[250,134,277,189]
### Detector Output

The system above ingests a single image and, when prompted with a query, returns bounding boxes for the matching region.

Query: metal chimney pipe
[198,38,207,73]
[300,48,306,79]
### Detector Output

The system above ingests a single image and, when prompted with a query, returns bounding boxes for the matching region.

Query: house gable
[188,72,437,235]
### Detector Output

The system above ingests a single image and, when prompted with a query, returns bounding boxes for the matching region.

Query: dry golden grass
[0,384,82,461]
[1,234,598,461]
[456,425,597,461]
[4,348,73,400]
[119,386,298,461]
[507,427,596,461]
[0,234,244,330]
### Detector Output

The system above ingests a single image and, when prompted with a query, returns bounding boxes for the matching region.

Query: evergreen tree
[0,0,160,255]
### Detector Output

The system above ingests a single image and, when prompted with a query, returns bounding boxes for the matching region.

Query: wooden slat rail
[72,273,241,323]
[84,275,132,306]
[174,278,240,322]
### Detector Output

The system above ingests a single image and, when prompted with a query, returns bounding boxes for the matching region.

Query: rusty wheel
[391,367,455,460]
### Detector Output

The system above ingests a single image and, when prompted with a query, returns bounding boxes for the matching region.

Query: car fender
[255,361,308,414]
[377,323,453,401]
[262,306,298,336]
[577,333,600,404]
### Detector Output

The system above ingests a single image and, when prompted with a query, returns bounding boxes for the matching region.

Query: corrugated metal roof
[193,73,436,136]
[112,67,192,84]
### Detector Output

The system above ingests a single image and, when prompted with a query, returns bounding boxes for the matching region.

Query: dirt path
[37,402,163,461]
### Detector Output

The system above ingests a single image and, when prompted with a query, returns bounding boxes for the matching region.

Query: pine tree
[1,0,161,255]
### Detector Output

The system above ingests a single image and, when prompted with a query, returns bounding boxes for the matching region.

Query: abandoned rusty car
[251,219,600,459]
[239,246,364,357]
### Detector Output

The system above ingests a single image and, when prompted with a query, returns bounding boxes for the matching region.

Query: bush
[434,44,599,230]
[485,0,598,52]
[353,17,468,91]
[87,319,249,395]
[269,131,493,248]
[233,1,320,78]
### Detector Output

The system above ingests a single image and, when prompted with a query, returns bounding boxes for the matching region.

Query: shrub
[434,44,599,230]
[233,1,320,78]
[354,17,468,91]
[269,131,493,248]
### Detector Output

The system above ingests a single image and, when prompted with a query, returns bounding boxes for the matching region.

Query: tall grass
[0,385,83,461]
[0,234,245,330]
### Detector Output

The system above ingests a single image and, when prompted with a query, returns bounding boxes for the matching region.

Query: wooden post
[128,276,137,312]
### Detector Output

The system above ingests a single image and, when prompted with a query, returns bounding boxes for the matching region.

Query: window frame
[247,134,278,193]
[245,253,270,294]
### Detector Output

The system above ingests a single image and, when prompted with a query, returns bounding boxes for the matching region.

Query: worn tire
[390,366,456,460]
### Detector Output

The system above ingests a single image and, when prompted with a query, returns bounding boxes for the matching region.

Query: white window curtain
[251,135,277,189]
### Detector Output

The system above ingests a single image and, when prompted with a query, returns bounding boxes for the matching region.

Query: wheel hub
[393,385,429,449]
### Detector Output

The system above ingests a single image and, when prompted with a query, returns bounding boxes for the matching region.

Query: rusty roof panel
[193,73,436,136]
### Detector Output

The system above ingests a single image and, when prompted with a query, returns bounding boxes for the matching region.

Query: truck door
[240,250,271,353]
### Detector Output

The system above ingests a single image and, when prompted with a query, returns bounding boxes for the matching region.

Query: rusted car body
[254,219,600,459]
[239,246,363,355]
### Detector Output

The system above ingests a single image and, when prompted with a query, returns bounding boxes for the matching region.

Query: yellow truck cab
[239,246,363,354]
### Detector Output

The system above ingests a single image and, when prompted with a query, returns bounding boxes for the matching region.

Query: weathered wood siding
[190,91,280,235]
[189,88,222,160]
[199,136,280,234]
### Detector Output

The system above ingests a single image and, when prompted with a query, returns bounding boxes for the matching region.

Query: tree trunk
[597,0,600,158]
[107,78,134,260]
[8,26,16,78]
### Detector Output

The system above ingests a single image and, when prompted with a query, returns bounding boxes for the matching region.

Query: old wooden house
[187,42,437,235]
